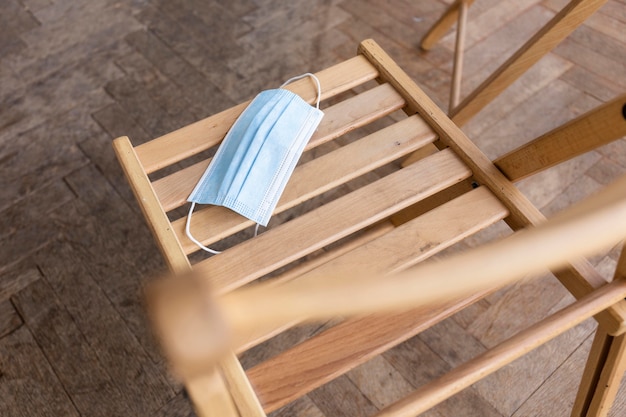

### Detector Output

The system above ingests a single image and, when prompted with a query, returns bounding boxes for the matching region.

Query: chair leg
[572,328,626,417]
[186,368,241,417]
[420,0,476,51]
[449,0,469,112]
[220,351,267,417]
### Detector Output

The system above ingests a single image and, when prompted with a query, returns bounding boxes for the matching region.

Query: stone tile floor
[0,0,625,415]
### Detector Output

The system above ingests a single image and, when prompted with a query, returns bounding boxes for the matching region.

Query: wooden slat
[256,299,485,414]
[193,149,472,294]
[235,187,507,353]
[495,93,626,182]
[219,173,626,341]
[450,0,608,126]
[233,221,396,354]
[154,82,407,212]
[358,38,626,334]
[135,55,380,174]
[175,115,436,254]
[390,179,473,226]
[153,173,626,382]
[246,187,509,413]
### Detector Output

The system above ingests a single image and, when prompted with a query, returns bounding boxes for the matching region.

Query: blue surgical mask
[186,73,324,254]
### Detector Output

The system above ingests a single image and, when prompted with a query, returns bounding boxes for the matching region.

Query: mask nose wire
[280,73,322,109]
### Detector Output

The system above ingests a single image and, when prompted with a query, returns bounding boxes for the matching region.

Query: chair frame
[114,39,626,417]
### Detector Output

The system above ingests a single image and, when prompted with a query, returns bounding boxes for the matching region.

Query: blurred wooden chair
[113,39,626,417]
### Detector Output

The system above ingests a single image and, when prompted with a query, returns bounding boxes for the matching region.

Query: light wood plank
[134,55,380,174]
[245,187,507,412]
[250,299,488,414]
[233,187,507,351]
[192,148,472,294]
[234,222,395,354]
[495,93,626,181]
[390,179,473,227]
[154,82,407,212]
[234,224,395,354]
[358,37,626,334]
[358,38,560,226]
[175,115,435,254]
[216,173,626,346]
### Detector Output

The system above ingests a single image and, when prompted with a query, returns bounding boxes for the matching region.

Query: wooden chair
[421,0,608,120]
[113,39,626,417]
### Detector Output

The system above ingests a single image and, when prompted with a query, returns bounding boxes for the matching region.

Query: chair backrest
[114,39,626,417]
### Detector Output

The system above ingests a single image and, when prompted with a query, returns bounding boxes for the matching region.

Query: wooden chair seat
[114,39,626,417]
[245,186,508,413]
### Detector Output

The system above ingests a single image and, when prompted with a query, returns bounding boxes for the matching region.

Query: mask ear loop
[186,202,261,254]
[185,202,222,254]
[280,72,322,109]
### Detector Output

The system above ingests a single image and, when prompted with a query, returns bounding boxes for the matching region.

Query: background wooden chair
[113,39,626,416]
[421,0,608,119]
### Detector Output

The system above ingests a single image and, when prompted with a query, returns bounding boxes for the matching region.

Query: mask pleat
[186,73,324,254]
